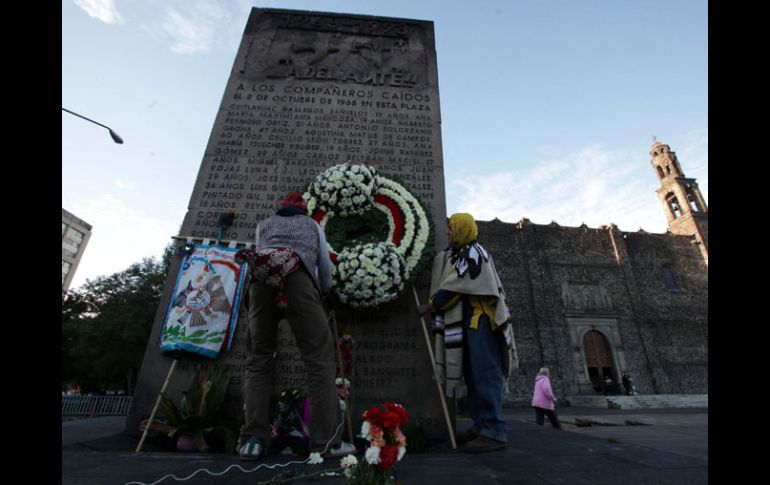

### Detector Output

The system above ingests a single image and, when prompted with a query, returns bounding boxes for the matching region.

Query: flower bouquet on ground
[269,387,310,456]
[340,402,409,485]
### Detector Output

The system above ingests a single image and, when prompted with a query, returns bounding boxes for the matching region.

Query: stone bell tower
[650,137,708,264]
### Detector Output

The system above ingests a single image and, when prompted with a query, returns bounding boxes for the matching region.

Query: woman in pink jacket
[531,367,562,429]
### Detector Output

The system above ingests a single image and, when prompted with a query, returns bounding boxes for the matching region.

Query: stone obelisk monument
[128,8,449,439]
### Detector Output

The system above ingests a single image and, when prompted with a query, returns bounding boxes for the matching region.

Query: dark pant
[463,316,507,443]
[534,407,562,429]
[242,269,341,453]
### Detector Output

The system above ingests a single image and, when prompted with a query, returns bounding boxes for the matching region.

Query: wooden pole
[135,359,177,452]
[330,312,355,443]
[412,285,457,449]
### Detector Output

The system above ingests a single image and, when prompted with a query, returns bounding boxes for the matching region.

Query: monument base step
[564,394,708,409]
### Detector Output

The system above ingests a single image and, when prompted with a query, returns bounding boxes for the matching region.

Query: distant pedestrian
[531,367,562,429]
[603,375,614,395]
[622,372,632,395]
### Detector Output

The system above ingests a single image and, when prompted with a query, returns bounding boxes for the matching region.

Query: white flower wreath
[335,242,406,307]
[303,163,433,308]
[305,163,378,217]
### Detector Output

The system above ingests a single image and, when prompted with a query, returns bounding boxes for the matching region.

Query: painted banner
[160,245,247,359]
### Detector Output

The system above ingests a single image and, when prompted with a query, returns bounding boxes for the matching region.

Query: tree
[62,245,173,394]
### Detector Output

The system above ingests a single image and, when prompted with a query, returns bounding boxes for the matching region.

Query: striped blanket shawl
[429,245,519,399]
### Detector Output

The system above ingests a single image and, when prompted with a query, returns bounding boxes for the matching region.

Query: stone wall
[474,219,708,403]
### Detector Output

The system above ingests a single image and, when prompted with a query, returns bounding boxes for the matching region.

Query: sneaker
[461,435,506,453]
[239,436,264,461]
[322,440,356,458]
[455,428,479,445]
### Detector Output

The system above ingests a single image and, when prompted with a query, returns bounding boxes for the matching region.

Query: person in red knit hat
[236,192,354,461]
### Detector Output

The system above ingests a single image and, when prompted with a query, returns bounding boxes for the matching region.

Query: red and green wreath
[303,163,434,308]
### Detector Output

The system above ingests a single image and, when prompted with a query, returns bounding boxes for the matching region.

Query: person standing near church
[235,192,354,461]
[417,213,517,453]
[531,367,562,429]
[622,372,632,395]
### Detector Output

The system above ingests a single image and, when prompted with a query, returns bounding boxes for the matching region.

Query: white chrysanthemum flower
[360,421,371,439]
[397,445,406,461]
[340,455,358,478]
[308,452,324,464]
[365,446,381,465]
[341,453,358,469]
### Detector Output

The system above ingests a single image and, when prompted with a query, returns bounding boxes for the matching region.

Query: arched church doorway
[583,330,617,394]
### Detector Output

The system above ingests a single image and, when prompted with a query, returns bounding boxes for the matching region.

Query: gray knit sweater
[256,215,333,296]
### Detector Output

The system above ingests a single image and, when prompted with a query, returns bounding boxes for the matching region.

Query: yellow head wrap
[449,213,478,247]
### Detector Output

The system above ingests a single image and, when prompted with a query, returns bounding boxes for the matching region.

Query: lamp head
[109,130,124,144]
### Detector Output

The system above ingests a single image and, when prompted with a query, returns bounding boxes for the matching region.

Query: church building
[480,140,708,402]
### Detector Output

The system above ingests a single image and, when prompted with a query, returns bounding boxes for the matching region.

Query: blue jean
[463,315,507,443]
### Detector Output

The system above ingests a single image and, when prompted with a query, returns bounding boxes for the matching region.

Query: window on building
[62,228,85,257]
[661,266,679,290]
[666,165,671,174]
[65,228,84,244]
[686,190,700,212]
[666,194,682,218]
[656,166,665,179]
[62,260,71,285]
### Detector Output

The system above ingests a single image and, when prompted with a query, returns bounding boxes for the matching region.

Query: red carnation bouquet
[339,402,408,485]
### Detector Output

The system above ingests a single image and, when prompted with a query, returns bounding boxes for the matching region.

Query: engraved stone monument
[128,8,449,439]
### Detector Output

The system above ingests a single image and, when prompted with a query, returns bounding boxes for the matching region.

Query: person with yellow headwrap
[417,213,518,453]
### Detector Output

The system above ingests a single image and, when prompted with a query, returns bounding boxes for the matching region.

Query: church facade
[483,140,708,402]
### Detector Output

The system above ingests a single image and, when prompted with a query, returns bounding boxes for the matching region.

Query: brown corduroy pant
[242,268,342,453]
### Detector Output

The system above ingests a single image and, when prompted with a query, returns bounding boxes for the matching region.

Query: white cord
[125,421,346,485]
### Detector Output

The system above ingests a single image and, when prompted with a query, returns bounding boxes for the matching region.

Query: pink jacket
[531,375,556,410]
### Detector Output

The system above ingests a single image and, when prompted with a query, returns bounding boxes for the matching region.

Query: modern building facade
[62,208,92,293]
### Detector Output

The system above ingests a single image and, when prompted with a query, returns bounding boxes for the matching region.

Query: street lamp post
[62,108,124,144]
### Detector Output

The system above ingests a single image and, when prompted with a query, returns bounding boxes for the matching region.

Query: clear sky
[62,0,708,290]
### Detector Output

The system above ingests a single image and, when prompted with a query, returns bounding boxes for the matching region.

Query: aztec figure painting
[160,245,247,359]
